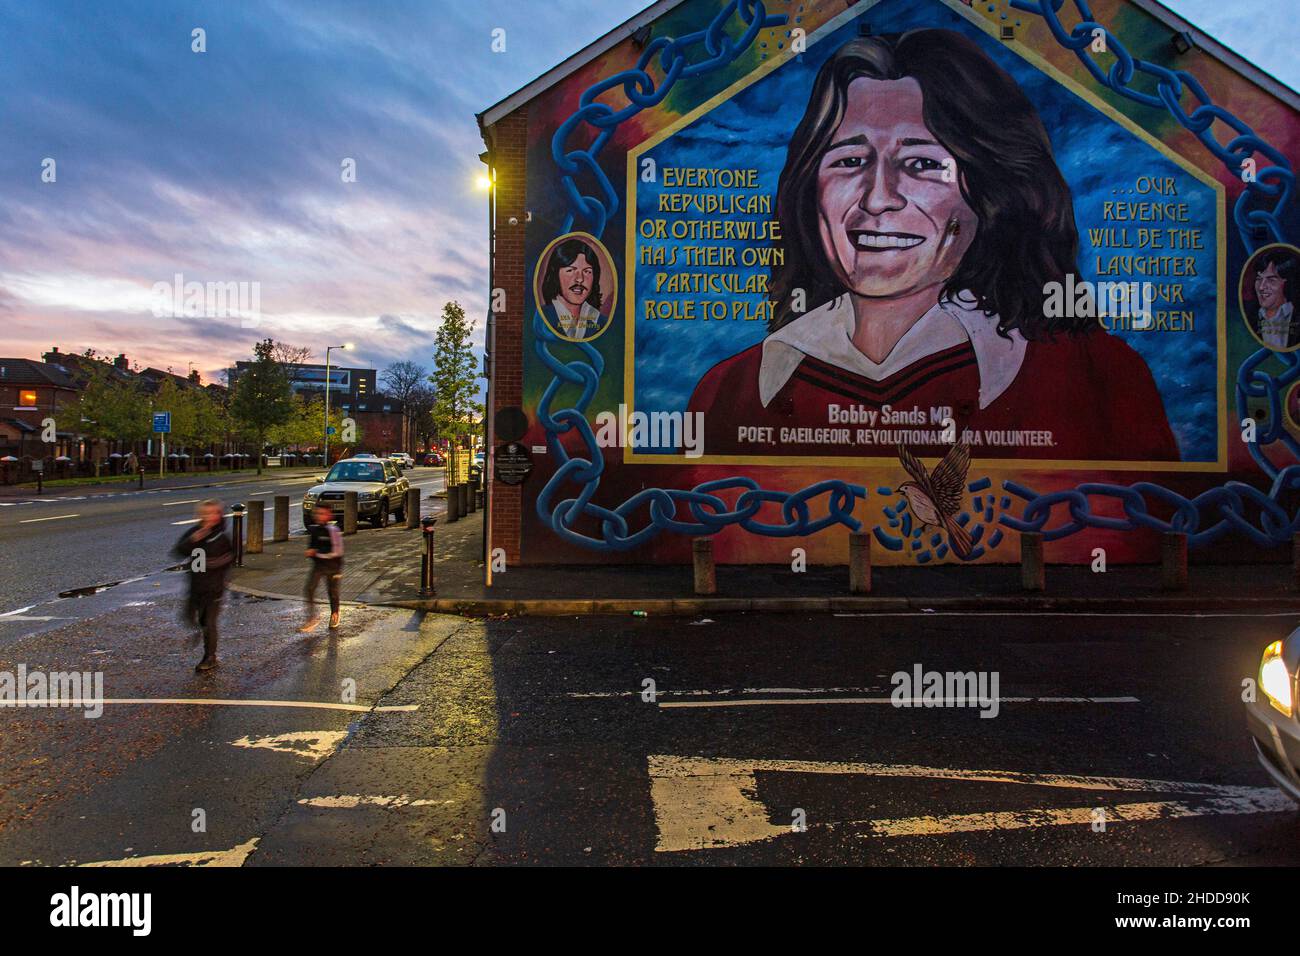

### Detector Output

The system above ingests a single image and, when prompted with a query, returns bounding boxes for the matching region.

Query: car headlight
[1261,640,1293,717]
[360,492,377,500]
[303,493,317,503]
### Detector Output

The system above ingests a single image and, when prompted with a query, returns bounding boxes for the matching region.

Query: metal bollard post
[446,483,460,523]
[693,537,717,595]
[231,504,245,567]
[1161,532,1188,591]
[406,487,421,529]
[343,491,358,535]
[466,478,476,514]
[420,516,437,595]
[849,531,872,594]
[458,482,470,517]
[1020,532,1044,592]
[273,495,289,542]
[246,499,264,554]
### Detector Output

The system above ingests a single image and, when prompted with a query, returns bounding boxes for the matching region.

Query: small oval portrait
[534,231,617,343]
[1286,381,1300,432]
[1240,243,1300,352]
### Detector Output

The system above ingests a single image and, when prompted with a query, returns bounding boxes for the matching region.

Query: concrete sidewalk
[230,503,1300,616]
[0,466,322,499]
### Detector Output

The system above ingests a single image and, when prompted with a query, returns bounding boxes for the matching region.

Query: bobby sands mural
[685,30,1179,461]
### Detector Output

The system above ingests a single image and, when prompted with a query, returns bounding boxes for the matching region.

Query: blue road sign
[153,411,171,433]
[327,426,336,435]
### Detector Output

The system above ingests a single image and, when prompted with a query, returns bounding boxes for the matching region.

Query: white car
[1245,628,1300,802]
[389,452,415,469]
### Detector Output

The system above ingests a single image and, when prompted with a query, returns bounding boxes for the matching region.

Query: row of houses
[0,347,410,475]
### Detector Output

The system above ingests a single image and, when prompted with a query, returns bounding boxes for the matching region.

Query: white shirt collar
[758,292,1026,410]
[552,297,601,336]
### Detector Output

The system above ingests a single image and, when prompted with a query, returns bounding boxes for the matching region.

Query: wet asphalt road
[0,468,446,632]
[1,583,1298,866]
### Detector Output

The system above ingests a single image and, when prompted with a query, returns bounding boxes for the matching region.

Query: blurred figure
[171,499,233,672]
[301,503,344,631]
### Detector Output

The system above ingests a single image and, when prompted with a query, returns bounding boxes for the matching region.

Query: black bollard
[420,515,437,595]
[231,504,245,567]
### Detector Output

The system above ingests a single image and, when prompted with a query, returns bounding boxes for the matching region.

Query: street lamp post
[323,344,352,468]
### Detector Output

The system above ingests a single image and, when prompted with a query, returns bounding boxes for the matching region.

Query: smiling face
[815,77,977,300]
[557,253,595,313]
[1256,262,1287,313]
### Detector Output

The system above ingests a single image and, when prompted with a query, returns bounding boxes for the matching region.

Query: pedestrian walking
[301,503,344,631]
[171,498,233,672]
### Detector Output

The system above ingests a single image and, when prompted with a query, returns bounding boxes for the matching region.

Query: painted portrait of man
[539,236,611,342]
[1245,247,1300,351]
[687,29,1179,461]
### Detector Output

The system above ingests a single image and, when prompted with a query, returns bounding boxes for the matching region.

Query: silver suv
[303,457,410,528]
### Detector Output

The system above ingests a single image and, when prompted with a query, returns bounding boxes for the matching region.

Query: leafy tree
[66,362,152,458]
[229,339,294,474]
[431,301,482,478]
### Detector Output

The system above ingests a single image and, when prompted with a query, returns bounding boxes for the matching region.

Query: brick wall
[488,106,528,565]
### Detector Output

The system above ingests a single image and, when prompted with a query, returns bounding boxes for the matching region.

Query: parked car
[388,452,415,469]
[352,452,379,458]
[302,457,410,528]
[1245,628,1300,802]
[423,451,445,467]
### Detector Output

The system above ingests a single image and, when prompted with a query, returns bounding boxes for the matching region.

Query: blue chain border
[532,0,1300,554]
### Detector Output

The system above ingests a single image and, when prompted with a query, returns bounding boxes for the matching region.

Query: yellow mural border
[621,0,1228,473]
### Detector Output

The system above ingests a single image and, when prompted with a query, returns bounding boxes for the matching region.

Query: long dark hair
[769,30,1087,339]
[1255,248,1299,305]
[542,238,603,310]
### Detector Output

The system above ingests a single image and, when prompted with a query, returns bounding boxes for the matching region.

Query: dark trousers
[186,591,222,658]
[306,562,341,615]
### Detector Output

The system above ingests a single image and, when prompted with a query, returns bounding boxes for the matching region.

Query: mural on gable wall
[510,0,1299,567]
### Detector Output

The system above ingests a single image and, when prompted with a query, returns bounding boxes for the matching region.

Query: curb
[376,596,1300,616]
[222,590,1300,617]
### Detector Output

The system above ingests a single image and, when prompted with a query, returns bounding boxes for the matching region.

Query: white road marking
[646,755,1292,852]
[231,731,347,761]
[0,615,73,622]
[658,696,1138,709]
[834,611,1300,619]
[79,838,260,867]
[568,686,880,699]
[298,794,452,809]
[0,698,418,713]
[18,513,79,523]
[863,792,1296,838]
[162,498,202,507]
[171,512,237,525]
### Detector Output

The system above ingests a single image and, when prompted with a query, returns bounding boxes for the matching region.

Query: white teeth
[854,234,923,249]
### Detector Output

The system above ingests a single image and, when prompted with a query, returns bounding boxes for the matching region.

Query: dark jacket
[173,520,234,595]
[306,520,344,572]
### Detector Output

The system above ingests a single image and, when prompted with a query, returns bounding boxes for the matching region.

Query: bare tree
[381,360,428,452]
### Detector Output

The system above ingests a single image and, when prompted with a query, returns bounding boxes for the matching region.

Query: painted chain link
[535,0,1298,553]
[538,1,871,551]
[1006,0,1300,547]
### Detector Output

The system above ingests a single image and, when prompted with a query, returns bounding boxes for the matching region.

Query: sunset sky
[0,0,1294,384]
